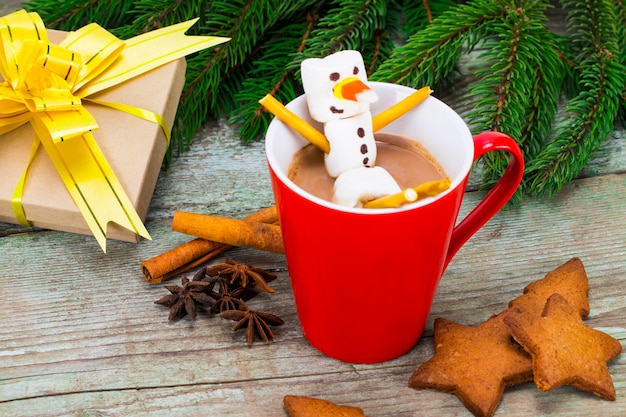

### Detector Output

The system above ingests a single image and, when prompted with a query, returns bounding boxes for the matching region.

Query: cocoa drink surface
[288,132,447,203]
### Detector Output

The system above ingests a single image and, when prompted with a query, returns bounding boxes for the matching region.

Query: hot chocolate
[288,132,447,204]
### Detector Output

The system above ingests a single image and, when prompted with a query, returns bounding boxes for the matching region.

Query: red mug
[265,82,524,363]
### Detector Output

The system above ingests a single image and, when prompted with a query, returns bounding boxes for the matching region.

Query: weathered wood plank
[1,342,624,416]
[0,0,22,15]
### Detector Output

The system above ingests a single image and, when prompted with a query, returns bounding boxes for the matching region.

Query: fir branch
[525,0,625,197]
[22,0,626,200]
[24,0,135,33]
[231,0,396,142]
[370,0,506,88]
[111,0,207,38]
[358,30,397,76]
[171,0,314,159]
[400,0,459,37]
[228,17,316,142]
[517,32,565,162]
[294,0,392,70]
[466,1,565,201]
[468,5,542,140]
[611,0,626,122]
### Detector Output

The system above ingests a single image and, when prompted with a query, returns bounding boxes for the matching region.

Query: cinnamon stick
[141,206,279,283]
[172,211,285,254]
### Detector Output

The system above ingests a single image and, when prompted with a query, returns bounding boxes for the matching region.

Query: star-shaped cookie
[508,257,589,318]
[408,313,533,417]
[504,293,622,400]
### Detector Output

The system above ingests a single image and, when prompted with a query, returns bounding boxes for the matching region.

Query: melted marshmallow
[300,50,401,207]
[333,167,402,208]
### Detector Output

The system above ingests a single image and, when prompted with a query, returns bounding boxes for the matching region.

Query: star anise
[199,264,261,307]
[154,275,216,321]
[220,301,284,346]
[207,258,277,293]
[209,279,246,314]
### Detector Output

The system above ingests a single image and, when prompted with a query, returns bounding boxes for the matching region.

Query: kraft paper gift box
[0,30,186,243]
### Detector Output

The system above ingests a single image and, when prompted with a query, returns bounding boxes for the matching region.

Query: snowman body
[323,112,376,177]
[301,50,400,207]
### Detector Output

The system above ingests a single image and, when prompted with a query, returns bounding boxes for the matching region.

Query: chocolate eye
[329,72,340,81]
[353,66,359,75]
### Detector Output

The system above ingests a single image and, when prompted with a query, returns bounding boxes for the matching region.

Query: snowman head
[301,50,378,123]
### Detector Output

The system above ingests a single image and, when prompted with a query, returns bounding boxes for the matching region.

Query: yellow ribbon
[0,10,229,251]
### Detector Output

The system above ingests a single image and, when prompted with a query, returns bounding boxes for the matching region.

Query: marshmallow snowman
[301,50,400,207]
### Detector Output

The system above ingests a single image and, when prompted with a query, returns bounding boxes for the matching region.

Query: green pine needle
[370,0,506,88]
[400,0,459,37]
[228,20,313,142]
[525,0,625,197]
[465,2,564,195]
[291,0,395,72]
[24,0,135,32]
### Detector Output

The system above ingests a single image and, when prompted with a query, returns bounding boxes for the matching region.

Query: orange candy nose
[332,77,371,101]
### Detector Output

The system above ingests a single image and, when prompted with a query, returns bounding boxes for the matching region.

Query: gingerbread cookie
[283,395,370,416]
[408,313,533,417]
[508,257,589,318]
[504,293,622,400]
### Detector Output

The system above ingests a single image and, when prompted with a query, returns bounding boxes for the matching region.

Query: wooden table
[2,108,625,416]
[1,3,624,416]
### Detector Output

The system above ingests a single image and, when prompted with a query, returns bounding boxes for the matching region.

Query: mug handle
[445,131,524,267]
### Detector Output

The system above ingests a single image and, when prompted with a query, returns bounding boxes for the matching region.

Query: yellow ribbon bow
[0,10,229,251]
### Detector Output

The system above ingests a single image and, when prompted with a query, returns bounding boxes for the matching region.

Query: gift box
[0,29,186,243]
